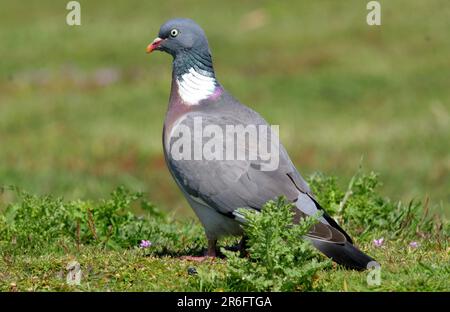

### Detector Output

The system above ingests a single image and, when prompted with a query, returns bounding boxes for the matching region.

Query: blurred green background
[0,0,448,217]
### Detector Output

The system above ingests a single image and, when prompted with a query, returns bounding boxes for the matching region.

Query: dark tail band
[310,239,378,271]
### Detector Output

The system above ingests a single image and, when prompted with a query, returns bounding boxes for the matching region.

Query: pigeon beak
[146,37,164,54]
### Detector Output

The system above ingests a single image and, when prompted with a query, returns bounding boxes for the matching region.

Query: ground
[0,242,448,292]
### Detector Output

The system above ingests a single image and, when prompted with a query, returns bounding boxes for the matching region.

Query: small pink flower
[139,240,152,248]
[373,238,384,247]
[409,241,419,248]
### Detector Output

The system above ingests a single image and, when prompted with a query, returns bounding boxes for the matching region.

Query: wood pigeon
[146,18,376,270]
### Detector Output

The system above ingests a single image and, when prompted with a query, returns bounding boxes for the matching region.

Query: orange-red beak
[146,37,164,54]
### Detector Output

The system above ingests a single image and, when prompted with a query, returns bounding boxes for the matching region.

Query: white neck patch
[176,67,216,105]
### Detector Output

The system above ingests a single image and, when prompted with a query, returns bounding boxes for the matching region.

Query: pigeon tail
[310,239,377,271]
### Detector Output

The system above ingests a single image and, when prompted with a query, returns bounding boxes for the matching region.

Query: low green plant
[1,171,448,292]
[0,186,204,255]
[196,197,330,291]
[308,171,441,240]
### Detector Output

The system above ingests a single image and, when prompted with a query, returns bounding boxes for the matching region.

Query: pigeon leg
[238,236,247,250]
[221,236,248,255]
[238,236,249,257]
[206,239,217,257]
[181,239,217,262]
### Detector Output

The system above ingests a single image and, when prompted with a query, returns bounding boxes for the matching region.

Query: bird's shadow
[148,242,244,259]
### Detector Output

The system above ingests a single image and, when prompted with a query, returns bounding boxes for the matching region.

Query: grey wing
[167,110,348,244]
[167,111,300,210]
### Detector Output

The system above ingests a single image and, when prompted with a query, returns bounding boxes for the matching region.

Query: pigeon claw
[181,256,215,262]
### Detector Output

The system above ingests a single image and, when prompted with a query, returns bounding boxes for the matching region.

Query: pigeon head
[147,18,221,105]
[147,18,210,57]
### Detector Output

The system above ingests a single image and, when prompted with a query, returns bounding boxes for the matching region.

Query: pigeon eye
[170,29,179,37]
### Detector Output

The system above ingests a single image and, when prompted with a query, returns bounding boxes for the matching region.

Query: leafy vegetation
[225,202,329,291]
[0,172,448,291]
[0,0,448,215]
[308,171,445,240]
[196,198,330,292]
[0,186,204,256]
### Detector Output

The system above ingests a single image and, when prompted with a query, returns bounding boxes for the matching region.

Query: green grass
[2,241,448,292]
[0,0,449,291]
[1,172,448,291]
[0,0,449,214]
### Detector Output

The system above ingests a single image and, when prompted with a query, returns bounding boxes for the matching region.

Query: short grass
[0,0,449,215]
[2,241,448,292]
[1,172,448,291]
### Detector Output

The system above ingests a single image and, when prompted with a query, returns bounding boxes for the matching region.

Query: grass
[2,241,447,292]
[1,172,448,291]
[0,0,449,291]
[2,242,447,292]
[0,0,448,214]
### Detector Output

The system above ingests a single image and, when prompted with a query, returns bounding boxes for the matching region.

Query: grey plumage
[148,18,377,270]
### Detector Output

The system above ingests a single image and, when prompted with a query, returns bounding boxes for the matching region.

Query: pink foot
[180,256,215,262]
